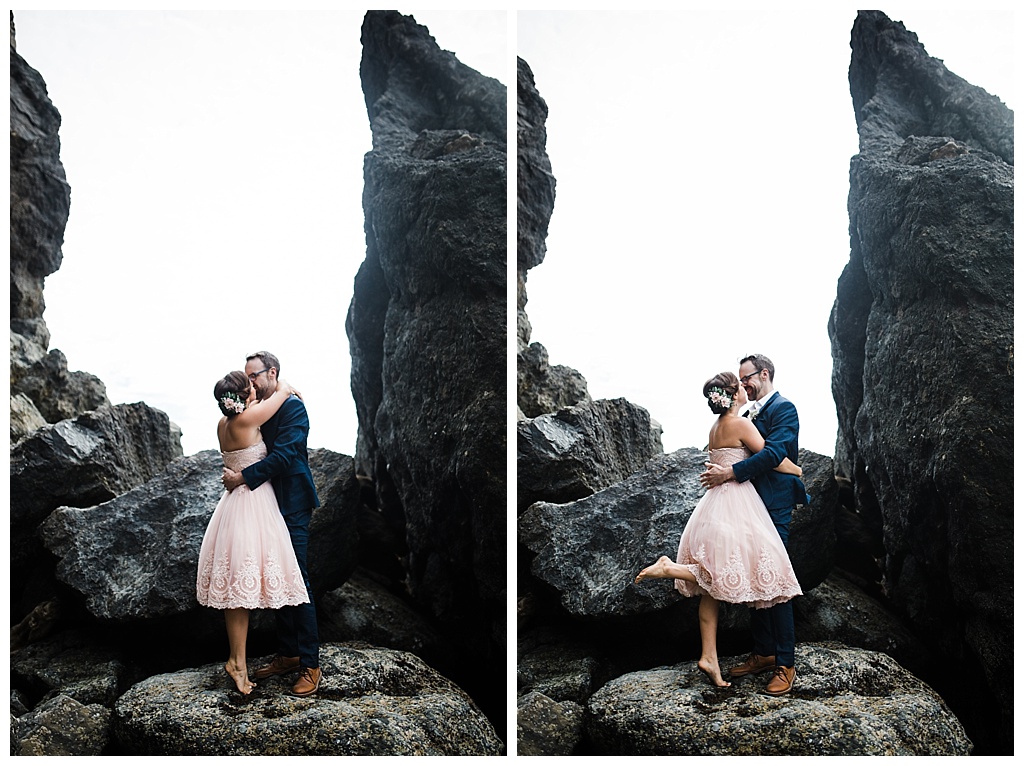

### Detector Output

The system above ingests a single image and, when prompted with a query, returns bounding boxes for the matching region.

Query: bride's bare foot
[635,555,674,584]
[698,658,732,688]
[225,661,255,695]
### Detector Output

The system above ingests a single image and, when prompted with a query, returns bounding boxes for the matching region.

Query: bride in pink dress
[635,371,803,687]
[196,370,310,694]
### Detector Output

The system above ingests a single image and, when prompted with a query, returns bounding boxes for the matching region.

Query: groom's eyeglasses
[247,368,271,382]
[739,369,763,384]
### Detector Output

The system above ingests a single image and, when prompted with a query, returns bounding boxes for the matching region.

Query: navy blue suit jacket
[241,395,320,514]
[732,391,807,512]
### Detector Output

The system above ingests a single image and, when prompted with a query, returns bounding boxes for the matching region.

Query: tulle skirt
[675,479,802,609]
[196,482,309,610]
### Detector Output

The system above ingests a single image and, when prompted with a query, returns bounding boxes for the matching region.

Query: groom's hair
[246,350,281,375]
[740,354,775,381]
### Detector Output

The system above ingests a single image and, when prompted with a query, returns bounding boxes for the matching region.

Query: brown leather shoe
[253,655,300,680]
[765,665,796,696]
[728,653,776,678]
[291,666,322,697]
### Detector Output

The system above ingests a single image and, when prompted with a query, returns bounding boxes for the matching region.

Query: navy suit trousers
[276,507,319,669]
[751,507,796,667]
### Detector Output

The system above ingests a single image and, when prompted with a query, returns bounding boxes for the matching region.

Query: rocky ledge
[17,643,501,757]
[583,643,971,756]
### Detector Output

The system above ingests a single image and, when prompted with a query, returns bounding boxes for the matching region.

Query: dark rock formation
[794,572,932,676]
[318,570,448,664]
[517,691,584,756]
[112,643,503,756]
[585,643,971,756]
[10,694,112,756]
[10,27,109,427]
[10,29,69,350]
[518,341,591,419]
[518,628,608,705]
[10,403,183,615]
[520,448,834,619]
[10,391,47,444]
[516,57,591,418]
[345,9,506,714]
[38,451,226,620]
[306,449,363,600]
[829,11,1013,753]
[11,630,145,709]
[517,398,663,514]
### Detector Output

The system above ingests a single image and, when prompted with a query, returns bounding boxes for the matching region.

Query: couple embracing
[195,351,322,698]
[636,353,806,695]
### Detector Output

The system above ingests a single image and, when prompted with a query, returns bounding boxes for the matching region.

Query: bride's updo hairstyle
[214,371,250,417]
[703,372,740,415]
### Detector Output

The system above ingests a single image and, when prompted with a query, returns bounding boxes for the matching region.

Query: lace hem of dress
[196,548,309,610]
[676,541,803,609]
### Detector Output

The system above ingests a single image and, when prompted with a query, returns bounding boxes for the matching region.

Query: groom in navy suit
[700,353,806,696]
[222,350,322,697]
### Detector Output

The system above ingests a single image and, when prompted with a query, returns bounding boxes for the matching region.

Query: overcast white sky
[13,10,507,457]
[518,9,1015,456]
[10,10,1016,460]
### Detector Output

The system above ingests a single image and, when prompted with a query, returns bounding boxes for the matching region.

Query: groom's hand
[700,463,734,489]
[222,467,244,491]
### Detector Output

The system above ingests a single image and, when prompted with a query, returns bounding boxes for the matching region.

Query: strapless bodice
[221,440,267,472]
[708,446,752,468]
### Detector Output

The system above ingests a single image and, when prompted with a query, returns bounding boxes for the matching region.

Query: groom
[700,353,806,696]
[221,350,322,697]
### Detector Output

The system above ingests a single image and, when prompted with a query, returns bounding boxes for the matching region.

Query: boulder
[10,391,46,444]
[10,402,184,612]
[517,629,605,705]
[318,571,447,663]
[12,347,109,425]
[517,398,663,514]
[585,643,971,755]
[112,643,503,756]
[346,10,506,681]
[794,572,932,676]
[11,403,184,534]
[10,694,112,757]
[11,629,144,708]
[830,11,1013,751]
[517,691,584,756]
[517,341,591,419]
[306,448,362,599]
[38,451,223,620]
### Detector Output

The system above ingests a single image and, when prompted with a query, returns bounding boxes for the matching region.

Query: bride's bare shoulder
[709,415,747,449]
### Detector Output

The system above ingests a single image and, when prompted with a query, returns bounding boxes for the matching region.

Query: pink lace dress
[675,446,803,608]
[196,441,309,610]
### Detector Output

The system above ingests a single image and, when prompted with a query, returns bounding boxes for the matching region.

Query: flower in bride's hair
[707,387,732,409]
[219,392,246,415]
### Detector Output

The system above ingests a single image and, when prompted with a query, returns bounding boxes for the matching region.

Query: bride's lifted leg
[635,555,698,584]
[696,594,731,687]
[224,608,255,695]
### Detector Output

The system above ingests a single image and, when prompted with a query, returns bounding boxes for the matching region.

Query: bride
[635,371,803,687]
[196,370,310,695]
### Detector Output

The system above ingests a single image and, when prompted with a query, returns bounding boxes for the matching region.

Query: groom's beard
[260,380,281,402]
